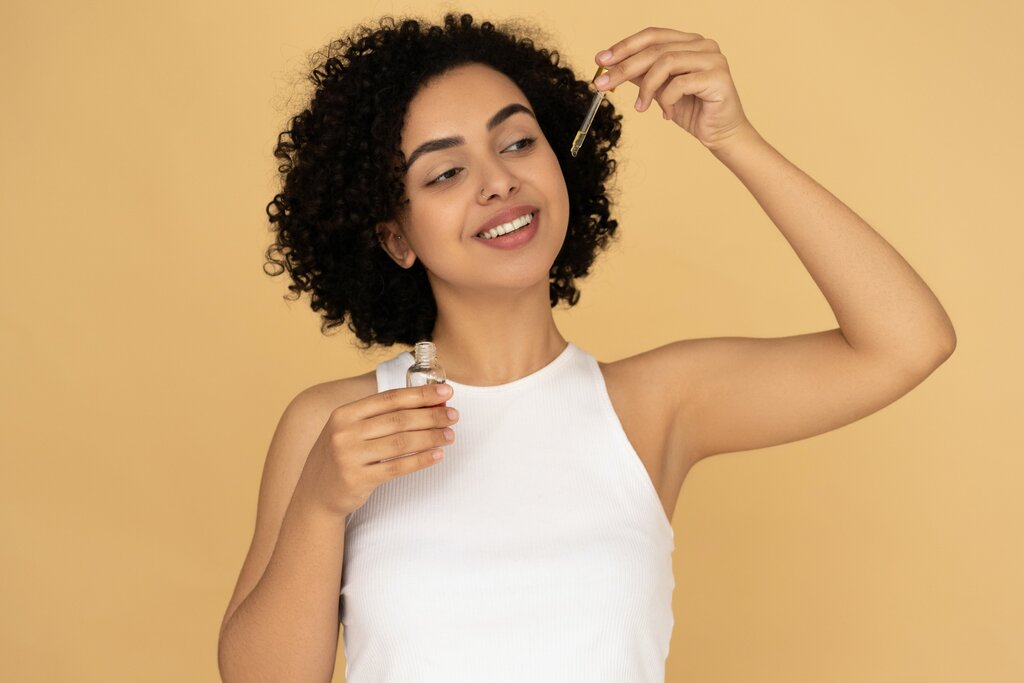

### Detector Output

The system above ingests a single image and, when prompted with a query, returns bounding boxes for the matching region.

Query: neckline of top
[403,342,578,394]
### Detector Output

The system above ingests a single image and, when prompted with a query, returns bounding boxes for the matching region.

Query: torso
[319,351,695,523]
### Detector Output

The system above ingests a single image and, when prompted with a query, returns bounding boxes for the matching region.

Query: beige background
[2,0,1021,681]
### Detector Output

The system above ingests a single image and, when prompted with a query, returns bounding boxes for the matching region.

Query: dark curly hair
[263,11,624,350]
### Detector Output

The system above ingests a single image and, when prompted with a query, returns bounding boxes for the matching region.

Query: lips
[473,204,540,237]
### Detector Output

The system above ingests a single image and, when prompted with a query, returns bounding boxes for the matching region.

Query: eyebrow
[404,103,536,170]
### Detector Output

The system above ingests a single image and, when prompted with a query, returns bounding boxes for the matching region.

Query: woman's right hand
[302,383,457,519]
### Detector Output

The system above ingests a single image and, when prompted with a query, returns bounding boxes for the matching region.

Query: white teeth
[477,212,534,239]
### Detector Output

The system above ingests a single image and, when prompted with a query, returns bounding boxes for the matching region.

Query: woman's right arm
[217,386,350,683]
[217,379,456,682]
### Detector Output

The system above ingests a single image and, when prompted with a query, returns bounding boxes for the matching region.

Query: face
[378,62,570,298]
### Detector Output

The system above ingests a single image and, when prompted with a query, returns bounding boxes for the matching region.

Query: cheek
[407,208,459,257]
[531,151,563,193]
[543,159,570,214]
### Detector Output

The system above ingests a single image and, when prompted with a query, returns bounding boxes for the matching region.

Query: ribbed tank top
[340,341,676,682]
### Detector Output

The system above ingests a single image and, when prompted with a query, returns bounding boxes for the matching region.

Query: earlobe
[376,222,417,269]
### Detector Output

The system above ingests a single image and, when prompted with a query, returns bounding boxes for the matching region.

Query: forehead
[402,64,530,141]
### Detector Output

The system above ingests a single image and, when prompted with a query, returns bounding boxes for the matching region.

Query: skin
[375,62,572,386]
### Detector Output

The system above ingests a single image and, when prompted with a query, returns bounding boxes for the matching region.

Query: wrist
[288,480,353,531]
[706,120,765,158]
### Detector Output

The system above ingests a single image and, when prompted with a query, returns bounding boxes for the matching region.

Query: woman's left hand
[593,27,754,151]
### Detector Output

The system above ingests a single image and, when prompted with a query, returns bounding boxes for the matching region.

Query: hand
[301,383,458,518]
[593,26,755,151]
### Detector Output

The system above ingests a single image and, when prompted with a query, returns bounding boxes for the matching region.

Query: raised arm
[657,124,955,461]
[591,28,955,461]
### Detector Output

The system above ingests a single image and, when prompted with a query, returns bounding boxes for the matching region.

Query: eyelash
[426,137,537,186]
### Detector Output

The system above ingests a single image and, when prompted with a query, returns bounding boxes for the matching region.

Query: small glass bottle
[406,340,447,388]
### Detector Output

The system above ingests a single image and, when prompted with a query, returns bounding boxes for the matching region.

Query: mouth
[472,210,540,249]
[474,210,537,240]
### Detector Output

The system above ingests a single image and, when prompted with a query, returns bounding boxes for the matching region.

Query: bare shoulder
[300,369,379,417]
[596,342,703,411]
[597,340,709,428]
[269,370,379,461]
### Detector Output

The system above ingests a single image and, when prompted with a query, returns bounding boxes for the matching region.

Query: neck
[426,280,567,387]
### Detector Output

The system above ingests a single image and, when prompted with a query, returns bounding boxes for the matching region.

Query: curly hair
[263,11,624,350]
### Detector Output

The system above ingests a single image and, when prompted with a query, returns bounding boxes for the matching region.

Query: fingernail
[443,428,455,441]
[635,97,643,111]
[597,50,613,63]
[446,407,458,420]
[594,74,610,87]
[436,383,452,396]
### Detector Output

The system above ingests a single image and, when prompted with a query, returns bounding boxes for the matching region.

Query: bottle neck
[413,341,436,366]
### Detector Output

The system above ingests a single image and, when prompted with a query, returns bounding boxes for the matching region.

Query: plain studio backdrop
[2,0,1021,681]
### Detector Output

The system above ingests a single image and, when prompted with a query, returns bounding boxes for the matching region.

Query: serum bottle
[407,341,447,390]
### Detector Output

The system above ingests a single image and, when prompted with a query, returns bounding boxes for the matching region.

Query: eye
[427,168,461,186]
[506,136,536,152]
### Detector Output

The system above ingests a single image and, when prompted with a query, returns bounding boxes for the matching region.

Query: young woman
[218,13,956,682]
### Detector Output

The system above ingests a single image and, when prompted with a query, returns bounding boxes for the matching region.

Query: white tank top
[340,341,676,682]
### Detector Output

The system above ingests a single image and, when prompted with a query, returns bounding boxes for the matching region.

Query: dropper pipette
[571,66,616,157]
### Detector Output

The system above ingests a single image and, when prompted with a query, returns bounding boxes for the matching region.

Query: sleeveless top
[340,341,676,682]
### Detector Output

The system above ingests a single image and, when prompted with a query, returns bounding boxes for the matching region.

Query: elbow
[941,331,957,360]
[920,327,956,372]
[935,308,958,360]
[918,303,957,366]
[897,327,956,377]
[936,322,957,361]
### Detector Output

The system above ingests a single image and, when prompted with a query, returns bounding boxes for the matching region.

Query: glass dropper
[571,66,616,157]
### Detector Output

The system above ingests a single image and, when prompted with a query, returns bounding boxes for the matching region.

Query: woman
[218,13,956,682]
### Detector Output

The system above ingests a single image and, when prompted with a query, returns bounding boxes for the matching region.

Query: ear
[375,220,417,269]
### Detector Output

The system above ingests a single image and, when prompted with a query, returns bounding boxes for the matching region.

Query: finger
[636,50,720,112]
[369,445,446,481]
[369,426,454,464]
[594,41,673,92]
[596,26,704,66]
[359,403,459,441]
[655,70,708,115]
[345,383,454,422]
[650,80,673,117]
[594,40,707,94]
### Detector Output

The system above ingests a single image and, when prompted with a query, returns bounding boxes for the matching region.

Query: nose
[477,154,520,202]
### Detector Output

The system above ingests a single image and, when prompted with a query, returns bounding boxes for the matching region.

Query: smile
[472,210,540,250]
[476,212,535,239]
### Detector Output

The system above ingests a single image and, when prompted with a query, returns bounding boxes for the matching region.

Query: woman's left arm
[712,121,957,361]
[595,27,956,361]
[593,28,955,461]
